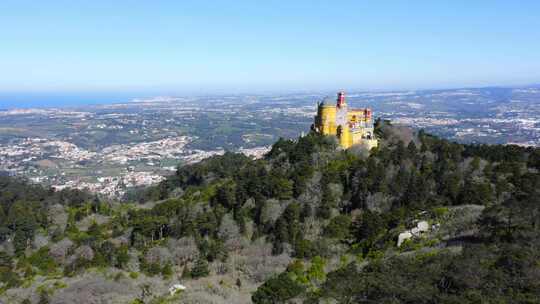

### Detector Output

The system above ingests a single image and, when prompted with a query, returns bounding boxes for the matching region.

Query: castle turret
[316,97,337,135]
[337,91,346,108]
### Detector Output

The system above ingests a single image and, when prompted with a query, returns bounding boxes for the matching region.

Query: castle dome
[319,96,335,107]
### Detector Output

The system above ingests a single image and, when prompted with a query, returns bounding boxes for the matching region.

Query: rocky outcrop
[397,221,430,246]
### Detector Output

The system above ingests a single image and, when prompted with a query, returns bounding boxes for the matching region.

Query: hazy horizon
[1,81,539,109]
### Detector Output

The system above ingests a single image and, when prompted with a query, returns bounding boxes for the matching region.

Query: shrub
[27,247,58,274]
[432,207,449,218]
[161,262,173,279]
[0,266,21,288]
[191,257,210,278]
[116,246,130,268]
[294,239,316,258]
[114,272,125,281]
[252,272,305,304]
[307,256,326,282]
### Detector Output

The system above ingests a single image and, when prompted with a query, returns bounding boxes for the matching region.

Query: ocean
[0,92,147,109]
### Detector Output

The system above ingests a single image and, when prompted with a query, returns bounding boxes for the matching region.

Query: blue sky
[1,0,539,96]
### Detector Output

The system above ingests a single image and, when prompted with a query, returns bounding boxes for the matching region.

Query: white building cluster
[0,134,270,198]
[103,136,191,164]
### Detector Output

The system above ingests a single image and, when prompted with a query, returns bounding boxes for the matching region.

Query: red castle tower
[337,91,346,108]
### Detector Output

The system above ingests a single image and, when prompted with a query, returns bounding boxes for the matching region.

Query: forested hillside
[1,120,540,303]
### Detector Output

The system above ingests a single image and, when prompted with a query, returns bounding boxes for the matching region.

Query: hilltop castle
[312,91,378,150]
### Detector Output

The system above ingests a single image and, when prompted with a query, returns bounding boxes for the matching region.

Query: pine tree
[191,256,210,278]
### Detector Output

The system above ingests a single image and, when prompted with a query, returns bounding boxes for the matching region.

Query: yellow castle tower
[315,98,337,135]
[313,91,378,150]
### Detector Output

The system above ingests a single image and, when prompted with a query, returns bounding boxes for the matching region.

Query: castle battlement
[312,91,378,149]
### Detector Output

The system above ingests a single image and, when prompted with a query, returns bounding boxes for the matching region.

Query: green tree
[213,182,237,210]
[353,210,385,254]
[321,263,361,304]
[191,256,210,278]
[252,272,305,304]
[324,214,352,240]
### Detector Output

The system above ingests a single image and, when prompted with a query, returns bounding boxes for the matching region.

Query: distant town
[0,133,269,198]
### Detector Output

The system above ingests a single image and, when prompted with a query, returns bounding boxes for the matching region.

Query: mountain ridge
[1,121,539,303]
